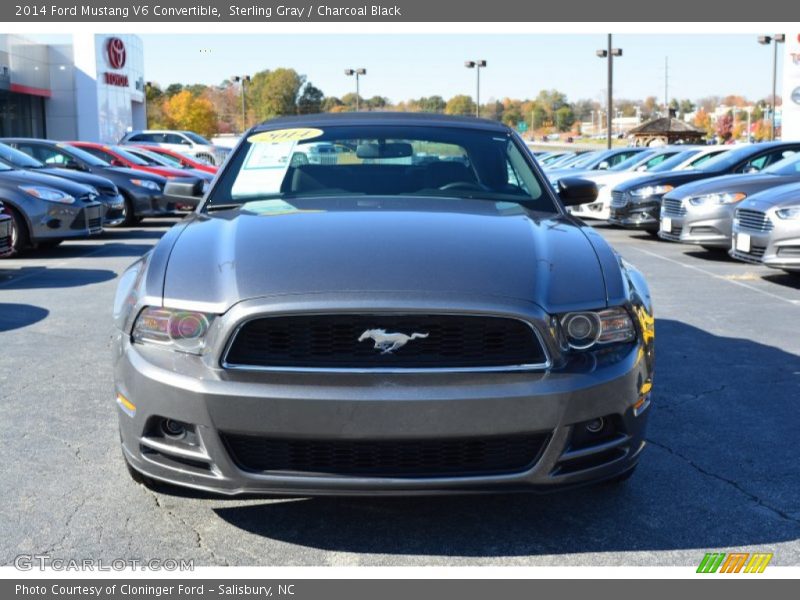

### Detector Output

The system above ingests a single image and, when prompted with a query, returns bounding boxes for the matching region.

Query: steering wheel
[438,181,484,191]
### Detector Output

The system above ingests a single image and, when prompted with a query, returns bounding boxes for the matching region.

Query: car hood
[737,182,800,211]
[33,167,115,190]
[613,170,712,193]
[102,166,167,183]
[161,201,611,315]
[661,172,800,200]
[0,168,94,195]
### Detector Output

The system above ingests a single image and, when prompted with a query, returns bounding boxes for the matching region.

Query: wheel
[646,229,661,237]
[605,465,637,485]
[119,193,142,227]
[37,240,62,249]
[700,245,725,252]
[4,205,30,257]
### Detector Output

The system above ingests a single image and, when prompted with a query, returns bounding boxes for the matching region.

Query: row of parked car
[0,133,223,258]
[534,142,800,275]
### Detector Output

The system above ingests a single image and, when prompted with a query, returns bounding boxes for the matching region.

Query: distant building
[627,117,705,146]
[0,33,145,142]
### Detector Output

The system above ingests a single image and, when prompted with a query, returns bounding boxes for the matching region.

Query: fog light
[161,419,186,438]
[586,418,605,433]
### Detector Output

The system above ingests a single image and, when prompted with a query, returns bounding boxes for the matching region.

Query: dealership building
[0,34,145,143]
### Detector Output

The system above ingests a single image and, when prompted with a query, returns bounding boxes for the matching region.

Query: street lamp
[464,60,487,117]
[758,34,785,141]
[596,35,622,149]
[232,75,250,133]
[344,68,366,111]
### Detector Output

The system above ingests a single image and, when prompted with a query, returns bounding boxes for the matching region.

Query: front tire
[4,205,30,257]
[119,194,142,227]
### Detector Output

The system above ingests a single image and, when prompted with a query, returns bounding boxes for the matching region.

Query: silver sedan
[730,182,800,273]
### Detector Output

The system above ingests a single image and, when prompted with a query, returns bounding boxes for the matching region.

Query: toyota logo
[106,37,126,70]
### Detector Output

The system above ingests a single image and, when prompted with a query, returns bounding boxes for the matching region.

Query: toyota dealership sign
[103,37,129,86]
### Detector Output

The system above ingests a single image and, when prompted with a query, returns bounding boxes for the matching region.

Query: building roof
[253,112,510,133]
[627,117,703,136]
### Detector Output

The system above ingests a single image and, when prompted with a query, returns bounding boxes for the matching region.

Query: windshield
[764,153,800,175]
[206,125,555,212]
[609,150,657,172]
[184,132,212,145]
[566,151,604,169]
[0,143,43,168]
[106,145,150,166]
[648,149,702,173]
[692,145,764,172]
[58,144,109,167]
[141,149,184,167]
[127,147,176,167]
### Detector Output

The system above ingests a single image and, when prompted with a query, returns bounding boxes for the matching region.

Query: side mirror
[636,165,648,172]
[558,177,598,207]
[597,160,610,170]
[164,178,205,199]
[743,165,759,174]
[64,159,83,171]
[110,158,125,167]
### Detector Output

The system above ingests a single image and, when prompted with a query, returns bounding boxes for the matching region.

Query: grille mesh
[610,191,627,207]
[661,198,686,216]
[224,314,547,370]
[221,432,551,477]
[736,209,773,232]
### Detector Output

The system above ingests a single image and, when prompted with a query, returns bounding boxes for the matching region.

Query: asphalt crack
[143,487,230,566]
[647,438,800,525]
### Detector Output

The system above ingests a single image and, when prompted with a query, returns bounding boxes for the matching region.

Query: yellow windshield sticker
[248,128,323,144]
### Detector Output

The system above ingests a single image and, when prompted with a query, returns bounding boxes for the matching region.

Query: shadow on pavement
[0,267,117,289]
[762,272,800,289]
[211,319,800,557]
[683,249,738,262]
[0,303,49,332]
[10,243,155,260]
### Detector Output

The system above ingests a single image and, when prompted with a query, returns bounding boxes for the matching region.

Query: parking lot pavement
[1,218,798,568]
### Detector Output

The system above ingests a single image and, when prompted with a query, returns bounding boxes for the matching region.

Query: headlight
[559,307,635,351]
[630,184,674,199]
[130,178,161,192]
[131,307,215,354]
[775,206,800,220]
[688,192,746,206]
[19,186,75,204]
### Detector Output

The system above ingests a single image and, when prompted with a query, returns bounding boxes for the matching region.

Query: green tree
[164,83,184,97]
[445,95,476,116]
[298,83,324,114]
[247,68,306,120]
[322,96,344,112]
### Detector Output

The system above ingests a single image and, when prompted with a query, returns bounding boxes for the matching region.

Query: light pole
[344,68,366,111]
[232,75,250,133]
[758,34,785,141]
[596,35,622,149]
[464,60,487,117]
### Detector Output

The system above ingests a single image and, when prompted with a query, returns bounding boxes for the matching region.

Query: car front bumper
[608,195,661,230]
[730,222,800,272]
[27,200,104,243]
[658,202,736,247]
[100,193,126,227]
[114,325,652,496]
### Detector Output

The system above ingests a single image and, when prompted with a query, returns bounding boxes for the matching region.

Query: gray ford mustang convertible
[112,113,655,496]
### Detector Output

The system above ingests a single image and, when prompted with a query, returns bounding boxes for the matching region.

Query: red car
[68,142,194,180]
[131,145,218,174]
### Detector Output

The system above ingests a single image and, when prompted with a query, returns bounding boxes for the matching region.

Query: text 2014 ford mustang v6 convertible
[112,113,655,496]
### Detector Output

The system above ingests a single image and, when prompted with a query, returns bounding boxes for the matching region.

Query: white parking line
[626,245,800,307]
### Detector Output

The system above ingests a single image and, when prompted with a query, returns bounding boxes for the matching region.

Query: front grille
[731,245,767,261]
[736,209,773,232]
[221,432,551,477]
[661,198,686,216]
[610,190,627,207]
[224,314,548,371]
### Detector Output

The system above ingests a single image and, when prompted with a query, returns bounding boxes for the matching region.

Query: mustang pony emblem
[358,329,429,354]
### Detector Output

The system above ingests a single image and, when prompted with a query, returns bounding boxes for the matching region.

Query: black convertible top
[253,112,511,133]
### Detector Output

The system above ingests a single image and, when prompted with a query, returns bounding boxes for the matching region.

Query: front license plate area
[736,233,751,253]
[662,217,672,233]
